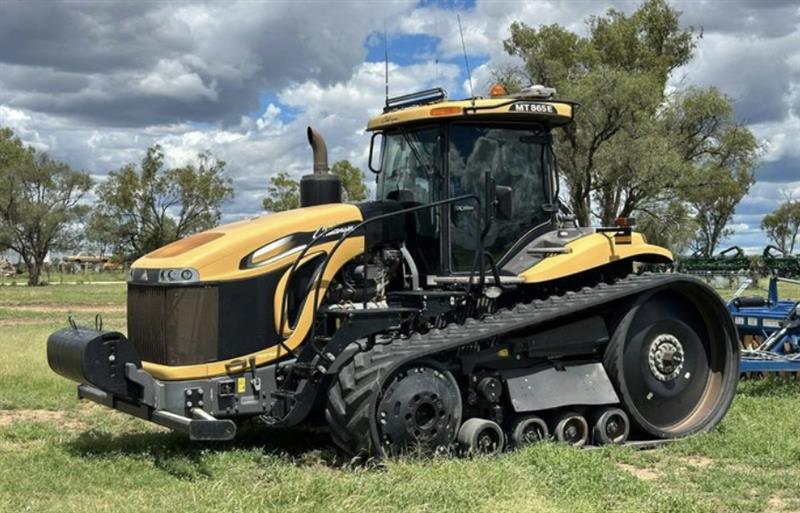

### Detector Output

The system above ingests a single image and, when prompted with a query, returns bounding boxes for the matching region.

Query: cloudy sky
[1,0,798,252]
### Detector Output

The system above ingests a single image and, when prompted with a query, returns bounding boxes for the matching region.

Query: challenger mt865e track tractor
[47,85,739,457]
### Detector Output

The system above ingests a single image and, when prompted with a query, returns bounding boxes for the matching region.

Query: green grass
[0,270,127,286]
[2,283,800,512]
[0,282,126,306]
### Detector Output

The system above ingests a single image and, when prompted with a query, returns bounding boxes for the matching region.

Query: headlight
[157,267,199,284]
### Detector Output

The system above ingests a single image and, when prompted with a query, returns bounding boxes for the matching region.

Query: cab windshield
[378,126,441,273]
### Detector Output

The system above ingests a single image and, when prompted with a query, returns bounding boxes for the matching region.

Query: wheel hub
[376,365,461,453]
[648,334,685,382]
[521,424,545,444]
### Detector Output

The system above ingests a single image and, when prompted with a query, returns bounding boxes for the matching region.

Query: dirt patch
[618,463,662,481]
[767,497,800,513]
[2,304,125,313]
[0,409,86,430]
[680,456,713,468]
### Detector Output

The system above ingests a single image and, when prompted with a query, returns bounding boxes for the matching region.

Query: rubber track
[325,273,708,456]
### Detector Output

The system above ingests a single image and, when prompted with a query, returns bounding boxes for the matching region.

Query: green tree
[503,0,695,227]
[94,145,233,259]
[332,160,367,202]
[85,210,122,257]
[666,87,759,256]
[500,0,760,254]
[262,171,301,212]
[0,128,93,285]
[762,199,800,254]
[262,160,368,212]
[636,200,696,257]
[685,164,754,257]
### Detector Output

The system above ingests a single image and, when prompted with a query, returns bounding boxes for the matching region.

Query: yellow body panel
[133,203,363,281]
[367,98,574,131]
[519,232,672,283]
[131,203,365,380]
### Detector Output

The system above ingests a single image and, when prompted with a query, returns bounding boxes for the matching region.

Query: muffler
[47,328,142,400]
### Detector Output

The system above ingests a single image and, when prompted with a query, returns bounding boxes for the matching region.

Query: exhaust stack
[300,126,342,207]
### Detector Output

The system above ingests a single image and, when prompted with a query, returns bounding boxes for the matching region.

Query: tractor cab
[366,86,575,279]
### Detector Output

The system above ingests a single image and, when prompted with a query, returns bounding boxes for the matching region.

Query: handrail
[275,194,483,357]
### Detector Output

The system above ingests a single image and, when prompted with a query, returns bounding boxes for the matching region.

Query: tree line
[0,127,368,286]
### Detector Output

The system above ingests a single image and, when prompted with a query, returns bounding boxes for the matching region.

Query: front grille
[127,285,219,366]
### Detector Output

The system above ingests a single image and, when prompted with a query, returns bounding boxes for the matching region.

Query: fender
[519,231,672,283]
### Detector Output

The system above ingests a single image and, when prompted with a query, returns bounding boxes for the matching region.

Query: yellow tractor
[48,85,739,456]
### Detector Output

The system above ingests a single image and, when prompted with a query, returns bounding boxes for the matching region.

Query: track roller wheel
[326,353,462,457]
[603,285,738,439]
[591,408,630,445]
[457,418,504,456]
[552,411,588,447]
[509,415,549,448]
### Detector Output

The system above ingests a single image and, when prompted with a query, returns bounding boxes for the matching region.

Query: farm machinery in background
[729,276,800,374]
[675,245,800,286]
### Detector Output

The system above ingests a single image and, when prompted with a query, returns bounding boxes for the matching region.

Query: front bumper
[46,327,267,442]
[77,383,236,441]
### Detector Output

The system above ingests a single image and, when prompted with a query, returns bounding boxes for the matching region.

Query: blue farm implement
[728,277,800,374]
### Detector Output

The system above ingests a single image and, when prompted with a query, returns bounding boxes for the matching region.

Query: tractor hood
[130,203,363,283]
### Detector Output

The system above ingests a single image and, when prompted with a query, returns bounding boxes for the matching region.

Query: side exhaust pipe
[300,126,342,207]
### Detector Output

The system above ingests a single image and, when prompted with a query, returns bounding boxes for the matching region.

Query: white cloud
[138,59,219,101]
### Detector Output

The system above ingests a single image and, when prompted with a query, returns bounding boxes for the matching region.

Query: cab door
[447,123,552,273]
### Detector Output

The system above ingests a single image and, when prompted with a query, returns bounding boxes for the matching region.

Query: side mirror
[495,185,513,220]
[368,132,383,174]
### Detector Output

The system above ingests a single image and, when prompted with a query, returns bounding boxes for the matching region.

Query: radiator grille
[127,285,219,366]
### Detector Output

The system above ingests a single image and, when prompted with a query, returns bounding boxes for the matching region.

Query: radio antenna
[457,14,474,105]
[384,21,390,107]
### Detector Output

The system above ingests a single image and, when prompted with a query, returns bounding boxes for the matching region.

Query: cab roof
[366,87,575,131]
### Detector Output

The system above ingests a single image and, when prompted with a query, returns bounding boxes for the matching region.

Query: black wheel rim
[603,413,627,442]
[521,423,545,444]
[376,364,461,454]
[561,418,585,443]
[476,427,501,453]
[622,291,720,431]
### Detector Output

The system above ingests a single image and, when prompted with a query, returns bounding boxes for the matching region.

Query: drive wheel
[326,346,462,457]
[375,363,462,456]
[603,284,738,439]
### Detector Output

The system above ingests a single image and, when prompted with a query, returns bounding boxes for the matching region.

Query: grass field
[0,270,127,286]
[2,283,800,512]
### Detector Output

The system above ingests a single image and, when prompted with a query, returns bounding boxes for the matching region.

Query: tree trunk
[27,258,43,286]
[569,188,592,227]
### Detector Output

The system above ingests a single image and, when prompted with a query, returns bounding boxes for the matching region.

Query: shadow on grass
[65,421,352,478]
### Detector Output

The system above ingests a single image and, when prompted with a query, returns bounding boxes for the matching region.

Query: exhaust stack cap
[301,126,341,208]
[307,126,329,175]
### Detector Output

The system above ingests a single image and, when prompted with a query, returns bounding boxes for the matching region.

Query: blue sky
[0,0,798,254]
